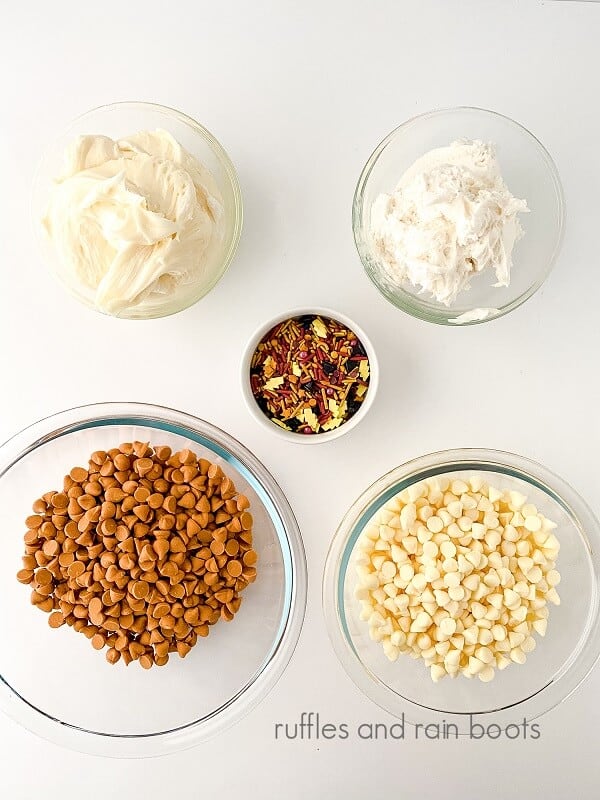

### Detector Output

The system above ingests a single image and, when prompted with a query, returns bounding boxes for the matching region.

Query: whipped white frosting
[43,130,225,316]
[370,140,528,306]
[449,307,499,324]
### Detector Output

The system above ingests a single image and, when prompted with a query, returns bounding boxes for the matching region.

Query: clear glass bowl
[353,107,565,325]
[323,449,600,727]
[0,403,306,757]
[32,102,243,319]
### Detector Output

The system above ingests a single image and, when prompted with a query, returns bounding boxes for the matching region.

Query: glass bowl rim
[352,106,566,326]
[322,447,600,724]
[0,402,307,757]
[31,100,244,320]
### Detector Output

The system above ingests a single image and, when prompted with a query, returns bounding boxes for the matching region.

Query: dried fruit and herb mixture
[250,314,370,434]
[17,442,257,668]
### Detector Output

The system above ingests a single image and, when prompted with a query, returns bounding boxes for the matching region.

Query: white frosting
[43,130,225,316]
[450,307,499,324]
[370,140,528,306]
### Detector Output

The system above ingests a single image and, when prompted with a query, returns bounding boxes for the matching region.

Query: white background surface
[1,0,599,797]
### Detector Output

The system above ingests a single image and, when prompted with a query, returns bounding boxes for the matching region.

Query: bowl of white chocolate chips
[323,449,600,725]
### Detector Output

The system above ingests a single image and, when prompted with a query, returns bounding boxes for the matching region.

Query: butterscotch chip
[169,537,185,554]
[105,487,125,503]
[176,641,192,658]
[204,557,218,574]
[23,530,38,545]
[129,641,146,660]
[36,568,53,586]
[134,458,154,477]
[119,554,136,571]
[73,604,88,619]
[210,497,224,513]
[67,561,85,579]
[87,506,101,523]
[209,540,225,556]
[236,495,250,512]
[102,519,118,536]
[69,467,88,483]
[113,455,130,472]
[134,486,150,503]
[41,539,58,557]
[153,602,171,619]
[225,540,240,557]
[77,494,96,511]
[100,501,116,520]
[48,611,65,628]
[160,561,178,579]
[131,580,149,599]
[88,597,104,624]
[63,521,79,539]
[100,460,115,477]
[51,493,68,509]
[177,492,196,509]
[67,499,82,517]
[162,497,178,515]
[153,539,169,560]
[240,512,253,531]
[147,493,163,510]
[139,654,154,669]
[17,443,256,668]
[226,560,243,578]
[196,495,210,514]
[155,641,170,659]
[153,446,170,462]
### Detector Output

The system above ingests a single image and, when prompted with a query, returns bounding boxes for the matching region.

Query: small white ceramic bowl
[241,307,378,444]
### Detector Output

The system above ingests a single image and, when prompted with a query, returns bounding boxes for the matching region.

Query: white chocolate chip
[468,655,485,675]
[524,515,542,533]
[354,474,560,683]
[546,569,561,586]
[440,617,457,637]
[479,665,495,682]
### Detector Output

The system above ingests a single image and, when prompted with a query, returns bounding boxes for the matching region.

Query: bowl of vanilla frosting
[33,102,243,319]
[353,107,564,325]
